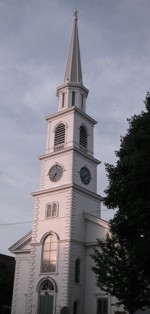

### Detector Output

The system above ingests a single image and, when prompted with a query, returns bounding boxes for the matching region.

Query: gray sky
[0,0,150,255]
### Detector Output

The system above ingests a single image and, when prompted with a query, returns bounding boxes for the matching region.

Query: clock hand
[53,171,57,179]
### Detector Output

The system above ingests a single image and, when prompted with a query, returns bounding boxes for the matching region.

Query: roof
[9,230,32,254]
[64,11,83,84]
[83,212,109,229]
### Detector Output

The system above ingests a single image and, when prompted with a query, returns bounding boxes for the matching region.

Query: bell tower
[28,10,102,314]
[10,10,109,314]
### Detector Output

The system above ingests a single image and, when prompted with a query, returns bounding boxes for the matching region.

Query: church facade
[10,12,119,314]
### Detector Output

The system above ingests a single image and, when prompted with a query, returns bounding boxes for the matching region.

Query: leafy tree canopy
[91,93,150,314]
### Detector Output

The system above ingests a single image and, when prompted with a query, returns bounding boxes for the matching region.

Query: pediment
[9,230,32,253]
[83,212,109,244]
[83,212,109,228]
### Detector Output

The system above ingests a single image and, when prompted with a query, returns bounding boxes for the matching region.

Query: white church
[10,11,124,314]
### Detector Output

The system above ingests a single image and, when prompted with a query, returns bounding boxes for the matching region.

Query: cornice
[32,183,103,201]
[45,106,97,125]
[83,212,109,228]
[56,82,89,96]
[39,146,101,164]
[73,183,103,200]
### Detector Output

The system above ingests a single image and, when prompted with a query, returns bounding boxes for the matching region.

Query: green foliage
[91,93,150,314]
[91,234,150,314]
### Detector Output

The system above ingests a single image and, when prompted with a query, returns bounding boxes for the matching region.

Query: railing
[54,144,65,152]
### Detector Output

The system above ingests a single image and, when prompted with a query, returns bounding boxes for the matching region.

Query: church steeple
[64,10,83,84]
[56,11,89,112]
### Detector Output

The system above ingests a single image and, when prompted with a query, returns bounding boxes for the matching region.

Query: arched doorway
[38,278,56,314]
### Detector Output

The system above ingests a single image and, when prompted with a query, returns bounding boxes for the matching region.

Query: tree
[91,234,150,314]
[91,93,150,314]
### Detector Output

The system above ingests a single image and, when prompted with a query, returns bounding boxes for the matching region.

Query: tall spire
[56,10,89,112]
[64,10,83,84]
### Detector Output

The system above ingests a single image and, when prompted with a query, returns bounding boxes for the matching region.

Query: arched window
[54,123,65,151]
[74,258,81,283]
[46,203,58,219]
[46,204,52,218]
[73,300,79,314]
[52,203,57,217]
[38,278,56,314]
[41,233,58,273]
[79,125,88,149]
[72,91,75,106]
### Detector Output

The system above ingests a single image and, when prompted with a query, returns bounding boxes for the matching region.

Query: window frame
[79,124,88,150]
[41,233,58,274]
[54,123,66,151]
[73,300,79,314]
[46,203,52,218]
[72,91,75,106]
[62,92,65,108]
[81,94,84,110]
[74,258,81,283]
[97,297,108,314]
[46,202,59,219]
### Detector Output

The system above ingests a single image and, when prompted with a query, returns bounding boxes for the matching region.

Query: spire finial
[73,0,78,20]
[73,9,78,21]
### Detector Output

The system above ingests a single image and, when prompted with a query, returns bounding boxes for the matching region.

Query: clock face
[49,164,63,182]
[80,167,91,185]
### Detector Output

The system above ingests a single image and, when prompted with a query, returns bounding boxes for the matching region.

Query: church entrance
[39,294,54,314]
[38,278,56,314]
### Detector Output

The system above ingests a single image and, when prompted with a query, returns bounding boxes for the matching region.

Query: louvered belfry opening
[79,125,87,149]
[54,123,65,151]
[72,91,75,106]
